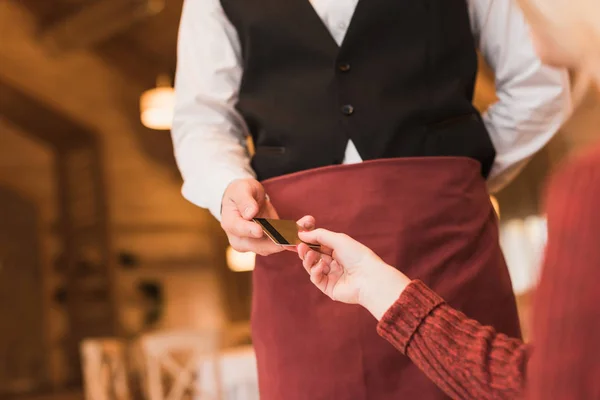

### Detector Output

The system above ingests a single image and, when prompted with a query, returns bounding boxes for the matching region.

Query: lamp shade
[226,246,255,272]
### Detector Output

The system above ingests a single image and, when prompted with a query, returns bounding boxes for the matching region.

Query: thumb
[299,228,347,250]
[296,215,316,231]
[230,180,264,219]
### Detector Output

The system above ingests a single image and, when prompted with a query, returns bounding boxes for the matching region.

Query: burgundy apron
[251,158,521,399]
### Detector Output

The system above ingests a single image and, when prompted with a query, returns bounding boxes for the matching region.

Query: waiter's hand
[221,178,281,256]
[297,223,411,320]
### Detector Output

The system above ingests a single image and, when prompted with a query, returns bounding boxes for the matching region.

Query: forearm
[484,64,570,193]
[359,266,410,320]
[172,116,255,219]
[376,281,529,400]
[470,0,571,191]
[172,0,255,219]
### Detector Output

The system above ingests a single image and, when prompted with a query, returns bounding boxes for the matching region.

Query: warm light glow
[140,86,175,130]
[499,215,547,295]
[226,246,255,272]
[490,196,500,218]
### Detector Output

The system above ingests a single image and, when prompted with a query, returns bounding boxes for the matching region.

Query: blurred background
[0,0,599,399]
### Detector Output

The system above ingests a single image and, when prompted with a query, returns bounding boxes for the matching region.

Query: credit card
[253,218,320,250]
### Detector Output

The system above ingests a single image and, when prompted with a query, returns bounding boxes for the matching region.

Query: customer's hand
[297,222,411,319]
[221,178,282,256]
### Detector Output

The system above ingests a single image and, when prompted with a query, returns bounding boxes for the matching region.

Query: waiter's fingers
[225,179,265,219]
[221,209,264,238]
[257,197,280,220]
[228,236,281,256]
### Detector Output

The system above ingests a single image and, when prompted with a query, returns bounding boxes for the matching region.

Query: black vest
[221,0,495,181]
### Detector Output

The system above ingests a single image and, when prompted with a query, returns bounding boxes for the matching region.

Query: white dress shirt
[172,0,571,220]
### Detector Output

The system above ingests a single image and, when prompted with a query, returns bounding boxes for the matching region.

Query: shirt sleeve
[171,0,255,220]
[377,280,529,400]
[469,0,571,193]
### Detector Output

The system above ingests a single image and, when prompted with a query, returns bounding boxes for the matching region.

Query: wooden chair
[139,331,222,400]
[80,338,131,400]
[198,345,258,400]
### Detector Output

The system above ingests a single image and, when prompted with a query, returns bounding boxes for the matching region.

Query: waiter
[172,0,569,398]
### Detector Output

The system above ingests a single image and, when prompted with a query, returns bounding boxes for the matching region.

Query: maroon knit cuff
[376,280,445,354]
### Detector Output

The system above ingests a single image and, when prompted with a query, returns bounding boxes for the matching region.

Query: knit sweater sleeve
[376,280,528,400]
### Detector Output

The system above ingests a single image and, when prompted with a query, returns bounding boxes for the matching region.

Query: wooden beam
[18,0,82,28]
[94,38,168,89]
[0,77,91,149]
[39,0,165,53]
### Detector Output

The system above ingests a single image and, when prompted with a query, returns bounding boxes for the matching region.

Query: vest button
[341,104,354,115]
[338,63,351,72]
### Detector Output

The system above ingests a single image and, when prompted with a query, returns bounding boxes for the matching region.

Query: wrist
[359,263,410,320]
